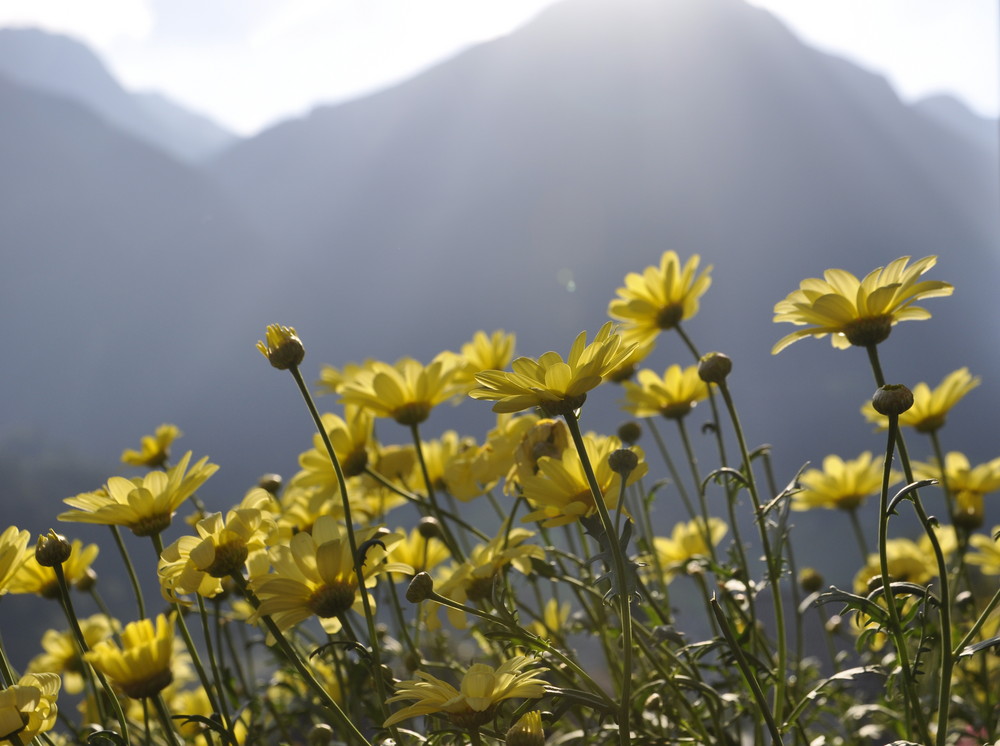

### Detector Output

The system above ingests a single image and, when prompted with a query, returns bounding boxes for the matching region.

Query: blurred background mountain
[1,0,998,593]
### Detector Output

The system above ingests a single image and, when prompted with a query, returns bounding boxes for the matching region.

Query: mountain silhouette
[2,0,998,554]
[0,27,237,161]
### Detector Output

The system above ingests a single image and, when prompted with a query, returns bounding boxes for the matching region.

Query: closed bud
[36,529,72,567]
[505,710,545,746]
[75,567,98,592]
[798,567,823,594]
[257,473,283,495]
[608,448,639,476]
[871,384,913,417]
[617,421,642,445]
[307,723,336,746]
[698,352,732,384]
[417,517,442,541]
[257,324,305,370]
[406,572,435,603]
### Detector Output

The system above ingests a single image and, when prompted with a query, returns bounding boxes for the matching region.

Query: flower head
[791,452,891,512]
[158,492,275,602]
[9,538,98,598]
[912,452,1000,530]
[60,451,219,536]
[383,656,546,728]
[85,613,176,699]
[519,435,647,527]
[471,322,633,416]
[621,364,709,419]
[121,424,182,468]
[0,673,61,743]
[257,324,305,370]
[28,615,117,695]
[967,528,1000,575]
[506,710,546,746]
[608,251,713,347]
[448,330,517,390]
[650,518,727,580]
[853,538,937,594]
[772,255,952,354]
[862,368,980,433]
[340,356,460,426]
[0,526,31,597]
[251,516,410,634]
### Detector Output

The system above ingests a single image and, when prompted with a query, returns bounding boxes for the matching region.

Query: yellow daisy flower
[853,538,938,595]
[605,339,656,383]
[471,322,633,416]
[504,416,563,493]
[448,330,517,390]
[861,367,981,433]
[8,538,99,598]
[506,710,545,746]
[967,528,1000,575]
[432,526,543,629]
[772,255,953,354]
[621,364,709,419]
[607,251,713,347]
[519,435,647,527]
[85,613,176,699]
[417,430,490,501]
[390,527,450,578]
[315,360,368,396]
[791,452,890,512]
[121,424,182,469]
[650,517,728,580]
[158,493,275,602]
[28,615,117,695]
[292,408,374,489]
[528,598,571,640]
[59,451,219,537]
[0,526,31,596]
[912,452,1000,530]
[340,356,460,426]
[383,656,547,728]
[251,516,410,634]
[0,672,61,743]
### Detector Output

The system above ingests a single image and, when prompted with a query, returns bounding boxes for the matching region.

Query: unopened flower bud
[798,568,823,594]
[307,723,336,746]
[698,352,732,384]
[871,384,913,417]
[75,567,98,592]
[406,572,434,603]
[608,448,639,476]
[617,421,642,445]
[505,710,545,746]
[643,693,665,713]
[257,324,305,370]
[36,529,72,567]
[417,517,442,541]
[257,473,283,495]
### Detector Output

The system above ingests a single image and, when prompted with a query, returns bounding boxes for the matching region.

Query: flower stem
[109,525,145,619]
[409,423,466,562]
[562,412,633,746]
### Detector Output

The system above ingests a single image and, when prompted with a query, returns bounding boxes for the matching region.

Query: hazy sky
[0,0,996,135]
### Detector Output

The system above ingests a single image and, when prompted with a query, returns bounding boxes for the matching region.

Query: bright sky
[0,0,996,136]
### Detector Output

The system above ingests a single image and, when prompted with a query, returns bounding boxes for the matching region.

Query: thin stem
[109,525,145,619]
[151,693,182,746]
[408,423,465,561]
[847,507,870,559]
[675,418,716,561]
[196,594,233,736]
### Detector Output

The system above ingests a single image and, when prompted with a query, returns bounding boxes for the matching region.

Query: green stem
[196,594,234,737]
[109,525,146,619]
[676,418,716,562]
[847,507,870,559]
[562,413,633,746]
[647,418,699,523]
[408,423,466,561]
[151,692,182,746]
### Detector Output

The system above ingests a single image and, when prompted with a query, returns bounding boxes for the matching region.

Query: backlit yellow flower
[449,330,517,390]
[85,613,176,699]
[293,408,374,488]
[608,251,713,347]
[417,430,490,501]
[0,526,31,596]
[432,526,543,629]
[621,364,709,419]
[0,673,61,743]
[158,493,275,602]
[340,356,460,426]
[390,527,450,578]
[315,361,368,396]
[861,368,980,433]
[650,517,727,579]
[772,255,953,354]
[28,615,117,695]
[528,598,571,640]
[853,538,937,595]
[383,656,546,728]
[257,324,305,370]
[59,451,219,536]
[967,528,1000,575]
[121,424,182,469]
[506,710,545,746]
[912,452,1000,530]
[791,452,889,512]
[251,516,410,634]
[8,538,98,598]
[505,417,566,493]
[471,322,633,416]
[519,435,647,527]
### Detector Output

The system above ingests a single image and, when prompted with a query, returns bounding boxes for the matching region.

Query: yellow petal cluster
[471,322,633,416]
[861,367,980,433]
[650,517,727,580]
[912,452,1000,530]
[384,656,546,728]
[340,356,460,426]
[0,526,31,597]
[772,255,952,354]
[8,538,98,598]
[85,613,176,699]
[120,423,182,468]
[621,364,709,419]
[0,673,61,744]
[791,452,890,512]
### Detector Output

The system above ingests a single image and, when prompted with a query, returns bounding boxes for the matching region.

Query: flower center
[342,448,369,478]
[660,402,693,420]
[539,393,587,417]
[392,402,432,426]
[121,667,174,699]
[448,704,497,729]
[308,580,357,618]
[465,575,497,603]
[130,512,172,537]
[655,303,685,330]
[843,315,893,347]
[205,540,249,578]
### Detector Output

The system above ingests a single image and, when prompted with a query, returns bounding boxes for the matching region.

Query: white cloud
[0,0,153,46]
